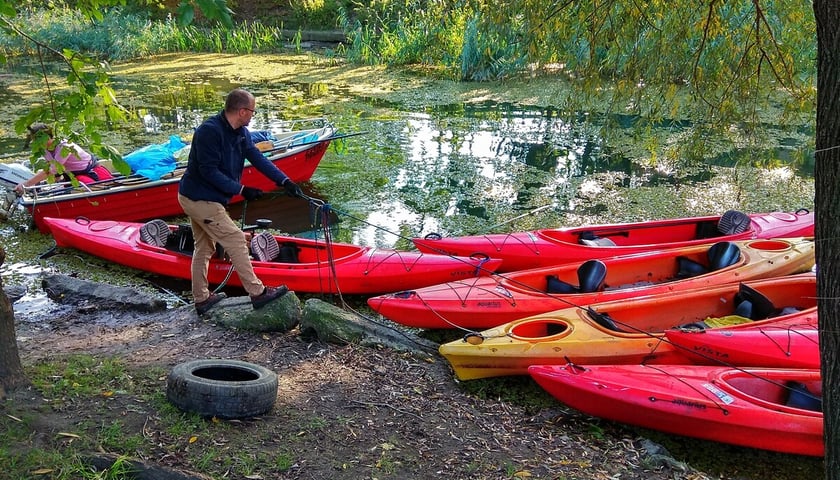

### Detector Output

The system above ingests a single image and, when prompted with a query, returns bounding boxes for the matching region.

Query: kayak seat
[277,242,301,263]
[578,259,607,292]
[676,256,709,278]
[546,275,577,294]
[717,210,751,235]
[707,241,740,270]
[675,241,740,278]
[578,231,616,246]
[586,308,624,332]
[785,381,822,411]
[546,259,607,294]
[695,219,721,239]
[139,219,170,247]
[733,283,777,320]
[251,232,280,262]
[165,224,194,253]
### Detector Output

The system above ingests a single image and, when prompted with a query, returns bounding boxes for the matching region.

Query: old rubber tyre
[166,359,278,419]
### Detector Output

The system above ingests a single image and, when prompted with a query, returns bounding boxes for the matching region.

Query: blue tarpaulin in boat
[123,135,185,180]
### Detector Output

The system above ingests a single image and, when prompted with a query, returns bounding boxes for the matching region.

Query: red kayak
[21,121,336,233]
[412,209,814,272]
[529,363,823,456]
[43,217,502,295]
[665,314,818,368]
[369,238,816,329]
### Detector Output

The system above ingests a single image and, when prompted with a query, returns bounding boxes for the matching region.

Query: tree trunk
[0,245,28,394]
[814,0,840,474]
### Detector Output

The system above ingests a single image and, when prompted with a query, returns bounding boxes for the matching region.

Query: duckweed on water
[0,52,815,308]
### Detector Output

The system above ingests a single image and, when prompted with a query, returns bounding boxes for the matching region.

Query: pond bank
[9,273,823,480]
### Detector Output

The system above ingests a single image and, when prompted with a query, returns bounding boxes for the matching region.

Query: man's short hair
[225,89,253,113]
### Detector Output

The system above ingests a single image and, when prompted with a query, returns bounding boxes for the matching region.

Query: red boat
[529,363,823,456]
[412,209,814,272]
[665,314,819,368]
[20,121,336,233]
[43,217,502,295]
[368,238,816,329]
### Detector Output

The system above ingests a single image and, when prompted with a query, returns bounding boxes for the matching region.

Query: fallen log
[42,274,166,312]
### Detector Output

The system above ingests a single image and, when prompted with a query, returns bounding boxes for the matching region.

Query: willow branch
[0,16,94,114]
[35,46,57,121]
[751,0,796,91]
[692,0,719,109]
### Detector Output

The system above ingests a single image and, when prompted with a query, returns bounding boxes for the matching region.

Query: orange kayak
[370,238,816,329]
[438,273,817,380]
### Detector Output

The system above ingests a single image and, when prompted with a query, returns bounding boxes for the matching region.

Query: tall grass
[2,4,530,80]
[337,2,523,80]
[0,8,295,62]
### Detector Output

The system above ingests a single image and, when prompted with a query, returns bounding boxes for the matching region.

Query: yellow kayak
[439,272,817,380]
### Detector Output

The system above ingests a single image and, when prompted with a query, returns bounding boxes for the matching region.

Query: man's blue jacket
[179,111,289,204]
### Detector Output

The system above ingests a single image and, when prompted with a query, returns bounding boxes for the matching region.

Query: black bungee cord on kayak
[291,190,439,354]
[305,194,344,298]
[378,230,823,406]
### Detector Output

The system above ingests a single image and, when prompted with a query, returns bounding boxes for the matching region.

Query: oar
[261,131,369,155]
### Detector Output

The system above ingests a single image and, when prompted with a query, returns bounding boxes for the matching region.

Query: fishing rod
[479,204,552,233]
[261,131,369,155]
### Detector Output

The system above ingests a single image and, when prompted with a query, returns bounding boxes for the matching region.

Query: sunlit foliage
[0,0,233,179]
[338,0,815,163]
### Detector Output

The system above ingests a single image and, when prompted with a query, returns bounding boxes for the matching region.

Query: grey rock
[300,298,438,357]
[200,290,301,333]
[4,284,26,303]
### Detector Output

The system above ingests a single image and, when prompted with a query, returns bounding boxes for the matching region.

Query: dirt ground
[6,293,723,480]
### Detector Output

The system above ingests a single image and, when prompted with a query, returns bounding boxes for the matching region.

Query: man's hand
[283,179,303,198]
[241,186,263,201]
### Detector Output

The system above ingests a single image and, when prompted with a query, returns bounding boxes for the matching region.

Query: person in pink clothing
[14,123,113,194]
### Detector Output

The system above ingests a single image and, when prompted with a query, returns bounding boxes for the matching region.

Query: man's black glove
[241,186,263,201]
[283,179,303,198]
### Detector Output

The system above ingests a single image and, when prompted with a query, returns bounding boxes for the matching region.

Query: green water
[0,53,823,479]
[0,52,816,272]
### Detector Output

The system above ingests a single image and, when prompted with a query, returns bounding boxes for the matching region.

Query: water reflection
[0,64,816,253]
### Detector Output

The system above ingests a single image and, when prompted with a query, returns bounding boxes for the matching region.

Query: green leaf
[0,1,16,17]
[177,2,195,26]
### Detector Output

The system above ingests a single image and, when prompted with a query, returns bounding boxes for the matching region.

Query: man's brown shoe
[195,292,226,315]
[251,285,288,309]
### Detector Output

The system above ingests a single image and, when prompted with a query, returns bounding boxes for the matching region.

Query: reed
[0,8,292,61]
[3,5,525,79]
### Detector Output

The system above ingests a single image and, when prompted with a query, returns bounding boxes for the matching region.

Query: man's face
[238,102,256,127]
